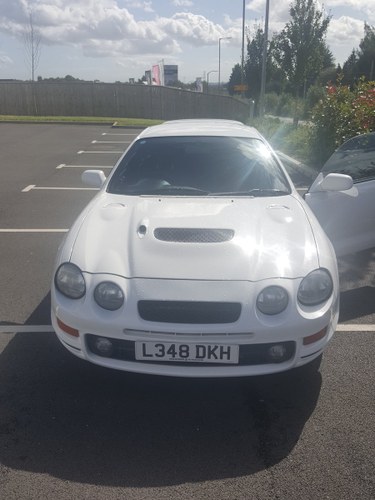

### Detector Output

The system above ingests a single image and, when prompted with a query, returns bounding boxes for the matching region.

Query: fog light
[268,344,287,362]
[94,337,114,357]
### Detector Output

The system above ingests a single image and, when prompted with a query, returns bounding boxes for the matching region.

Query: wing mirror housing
[319,173,353,192]
[82,170,107,188]
[308,172,354,194]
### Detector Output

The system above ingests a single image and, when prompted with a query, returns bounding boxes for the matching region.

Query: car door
[304,133,375,257]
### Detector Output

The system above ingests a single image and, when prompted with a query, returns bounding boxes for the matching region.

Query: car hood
[68,193,319,281]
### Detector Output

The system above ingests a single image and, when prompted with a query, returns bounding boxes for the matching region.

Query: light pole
[218,36,232,93]
[259,0,270,117]
[241,0,246,89]
[206,70,218,93]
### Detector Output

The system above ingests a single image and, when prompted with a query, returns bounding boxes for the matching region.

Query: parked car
[305,132,375,257]
[51,119,339,377]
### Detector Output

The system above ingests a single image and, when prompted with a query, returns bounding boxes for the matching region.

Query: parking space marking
[0,325,54,333]
[1,324,374,334]
[336,324,375,332]
[22,184,36,192]
[56,164,112,169]
[0,229,68,233]
[92,140,131,144]
[102,133,137,136]
[77,150,123,154]
[22,185,99,192]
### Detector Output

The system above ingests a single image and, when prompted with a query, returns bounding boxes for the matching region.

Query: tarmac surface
[0,123,374,499]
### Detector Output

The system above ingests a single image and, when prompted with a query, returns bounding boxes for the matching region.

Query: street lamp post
[206,70,218,93]
[259,0,270,117]
[218,36,232,93]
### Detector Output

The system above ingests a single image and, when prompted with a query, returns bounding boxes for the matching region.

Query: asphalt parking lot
[0,123,374,499]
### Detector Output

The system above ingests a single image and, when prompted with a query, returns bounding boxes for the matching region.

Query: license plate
[135,341,239,364]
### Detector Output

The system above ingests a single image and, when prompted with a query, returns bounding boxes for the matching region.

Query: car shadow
[338,248,375,322]
[0,294,322,487]
[338,248,375,288]
[339,286,375,322]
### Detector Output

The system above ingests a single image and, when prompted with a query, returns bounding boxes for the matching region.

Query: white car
[305,132,375,257]
[51,119,339,377]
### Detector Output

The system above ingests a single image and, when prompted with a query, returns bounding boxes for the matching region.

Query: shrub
[311,78,375,164]
[264,92,279,114]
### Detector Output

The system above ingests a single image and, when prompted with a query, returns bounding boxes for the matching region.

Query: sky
[0,0,373,84]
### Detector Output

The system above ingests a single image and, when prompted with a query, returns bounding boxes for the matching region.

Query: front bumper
[51,276,339,377]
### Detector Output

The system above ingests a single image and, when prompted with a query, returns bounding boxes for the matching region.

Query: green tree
[273,0,331,103]
[228,63,242,96]
[342,49,359,85]
[245,26,264,100]
[357,23,375,80]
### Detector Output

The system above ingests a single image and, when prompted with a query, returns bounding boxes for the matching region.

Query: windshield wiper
[209,188,290,197]
[247,188,290,196]
[142,186,210,195]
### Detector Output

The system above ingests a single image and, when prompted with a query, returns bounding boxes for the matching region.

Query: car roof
[137,119,263,140]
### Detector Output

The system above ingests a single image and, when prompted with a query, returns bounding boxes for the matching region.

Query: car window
[322,133,375,183]
[107,136,291,196]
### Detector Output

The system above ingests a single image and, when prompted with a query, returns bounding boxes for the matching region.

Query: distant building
[164,65,178,85]
[145,64,178,86]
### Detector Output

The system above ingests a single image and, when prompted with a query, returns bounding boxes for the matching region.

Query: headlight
[55,263,86,299]
[94,282,124,311]
[257,286,289,315]
[298,268,333,306]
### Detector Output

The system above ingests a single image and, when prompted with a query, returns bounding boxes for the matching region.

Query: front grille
[138,300,241,324]
[85,335,296,366]
[154,228,234,243]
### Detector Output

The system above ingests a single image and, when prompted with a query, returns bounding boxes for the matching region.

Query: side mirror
[309,173,353,193]
[319,173,354,192]
[82,170,106,188]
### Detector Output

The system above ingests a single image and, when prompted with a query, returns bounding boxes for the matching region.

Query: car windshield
[321,132,375,183]
[107,136,291,196]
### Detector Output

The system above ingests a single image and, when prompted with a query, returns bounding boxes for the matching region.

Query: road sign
[234,84,248,92]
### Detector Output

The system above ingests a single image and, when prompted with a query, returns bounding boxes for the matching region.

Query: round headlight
[55,262,86,299]
[94,282,124,311]
[298,268,333,306]
[257,286,289,315]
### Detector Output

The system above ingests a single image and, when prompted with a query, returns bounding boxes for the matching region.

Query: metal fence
[0,81,250,122]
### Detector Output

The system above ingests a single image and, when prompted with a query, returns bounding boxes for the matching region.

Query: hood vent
[154,228,234,243]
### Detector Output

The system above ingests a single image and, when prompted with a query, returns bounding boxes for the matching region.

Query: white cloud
[0,1,236,58]
[160,12,227,46]
[122,1,154,13]
[171,0,194,7]
[328,15,364,45]
[0,0,372,80]
[0,54,13,66]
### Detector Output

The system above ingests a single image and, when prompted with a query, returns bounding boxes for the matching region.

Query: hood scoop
[153,227,235,243]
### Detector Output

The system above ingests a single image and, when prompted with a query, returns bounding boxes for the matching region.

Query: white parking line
[336,324,375,332]
[0,229,68,233]
[0,326,55,333]
[77,150,123,154]
[92,140,131,144]
[22,185,99,192]
[102,133,136,136]
[0,324,374,334]
[56,164,112,169]
[22,184,36,192]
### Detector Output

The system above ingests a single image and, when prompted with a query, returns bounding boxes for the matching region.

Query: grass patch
[0,115,163,128]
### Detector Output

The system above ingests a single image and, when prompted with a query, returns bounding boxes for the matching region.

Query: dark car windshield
[107,136,291,196]
[322,132,375,183]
